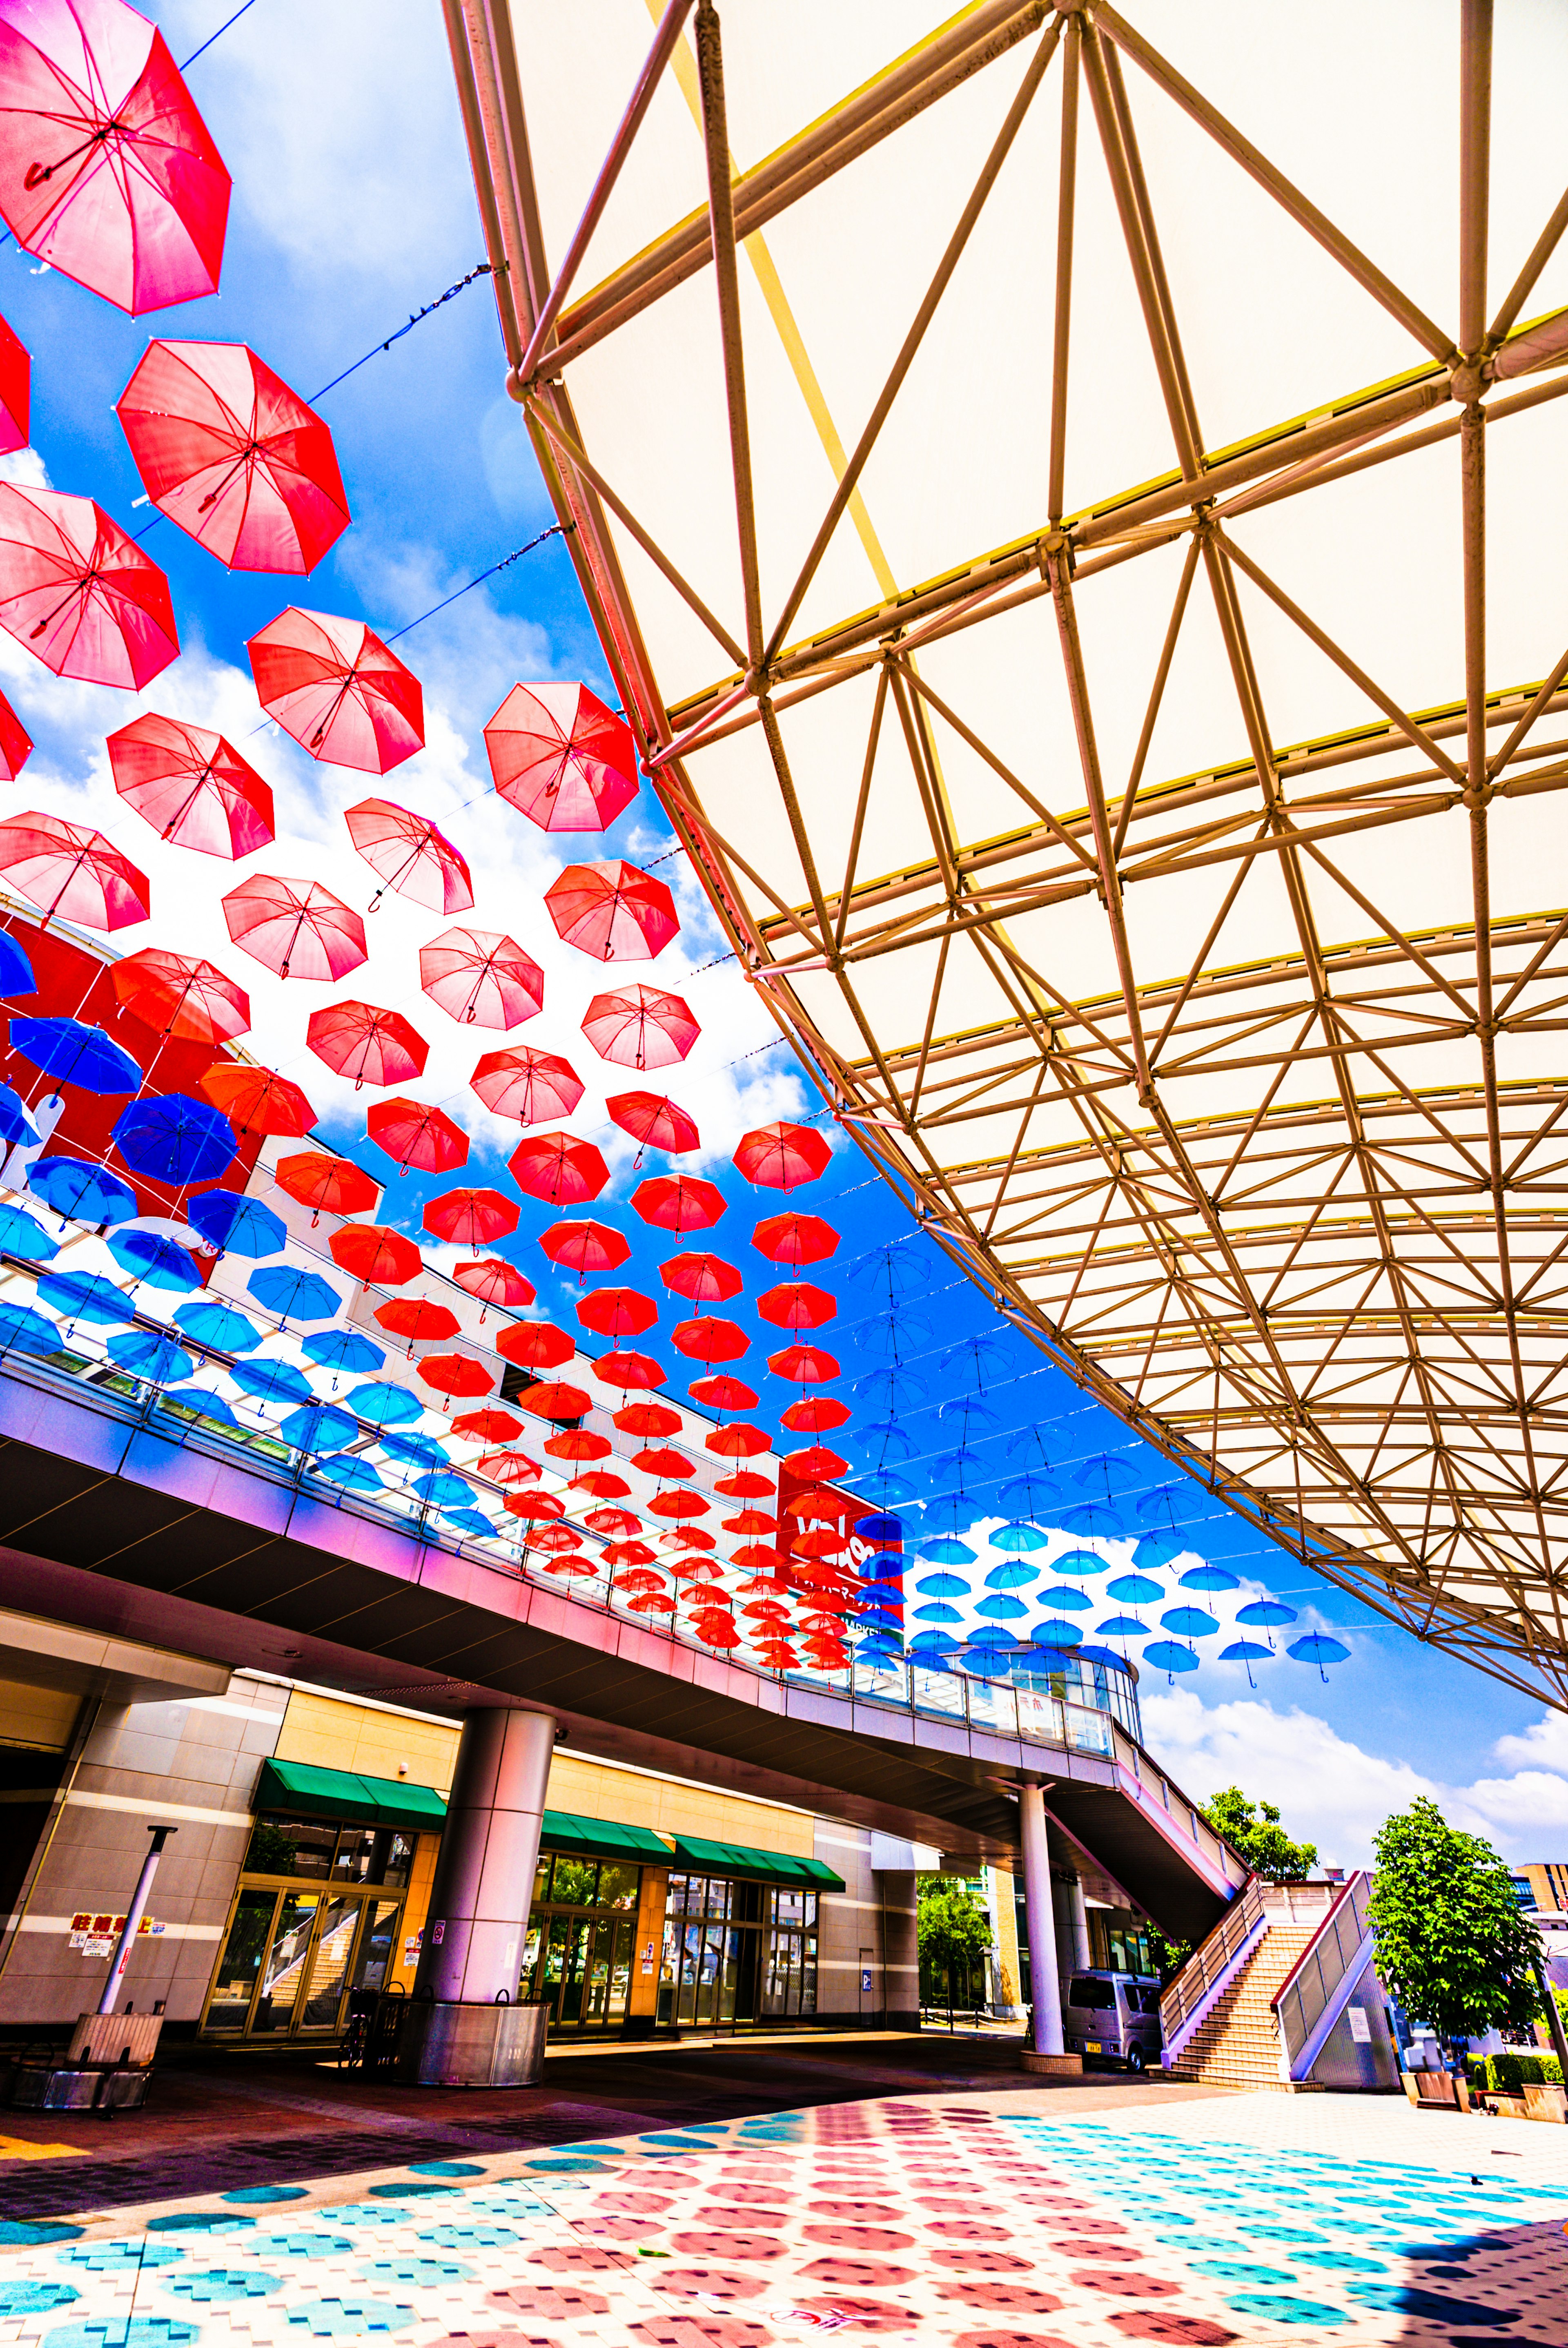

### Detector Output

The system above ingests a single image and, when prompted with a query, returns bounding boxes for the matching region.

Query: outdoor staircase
[1161,1878,1346,2091]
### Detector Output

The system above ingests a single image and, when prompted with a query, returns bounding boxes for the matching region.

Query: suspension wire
[307,263,497,404]
[179,0,260,69]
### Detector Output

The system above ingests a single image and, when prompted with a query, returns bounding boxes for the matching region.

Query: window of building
[658,1873,817,2028]
[202,1813,417,2041]
[242,1815,412,1889]
[521,1854,642,2034]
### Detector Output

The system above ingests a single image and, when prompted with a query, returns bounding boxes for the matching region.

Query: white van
[1061,1969,1164,2072]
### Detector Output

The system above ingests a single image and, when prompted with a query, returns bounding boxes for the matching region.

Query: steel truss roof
[446,0,1568,1706]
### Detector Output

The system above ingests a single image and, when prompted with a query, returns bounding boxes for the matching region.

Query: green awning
[670,1834,845,1892]
[543,1810,672,1864]
[255,1757,447,1833]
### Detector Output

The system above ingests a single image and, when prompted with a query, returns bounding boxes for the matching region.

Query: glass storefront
[202,1813,412,2039]
[658,1872,818,2027]
[521,1853,641,2033]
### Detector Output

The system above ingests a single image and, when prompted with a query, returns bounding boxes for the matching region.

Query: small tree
[1369,1797,1543,2050]
[917,1874,991,2012]
[1203,1786,1319,1881]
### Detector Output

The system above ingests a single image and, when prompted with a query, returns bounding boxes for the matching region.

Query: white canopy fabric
[444,0,1568,1703]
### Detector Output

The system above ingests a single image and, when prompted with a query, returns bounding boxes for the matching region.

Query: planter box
[1406,2068,1469,2111]
[1523,2081,1567,2124]
[1021,2051,1083,2077]
[67,2013,163,2068]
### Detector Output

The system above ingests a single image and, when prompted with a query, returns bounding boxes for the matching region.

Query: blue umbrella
[381,1430,448,1469]
[975,1592,1029,1619]
[1161,1605,1220,1639]
[0,928,36,995]
[1136,1530,1187,1568]
[280,1402,359,1454]
[918,1537,976,1565]
[443,1508,499,1540]
[1005,1422,1055,1469]
[0,1300,61,1355]
[1030,1616,1085,1647]
[1180,1562,1238,1593]
[940,1332,1012,1383]
[108,1229,203,1291]
[1288,1633,1350,1681]
[415,1470,477,1511]
[1000,1472,1065,1516]
[174,1300,263,1354]
[1061,1500,1121,1538]
[858,1467,916,1506]
[108,1330,194,1382]
[913,1600,964,1623]
[38,1270,132,1326]
[187,1191,286,1259]
[854,1510,904,1544]
[0,1079,37,1146]
[303,1329,384,1376]
[29,1156,137,1226]
[1075,1451,1139,1498]
[1237,1598,1297,1628]
[909,1628,960,1653]
[311,1453,384,1496]
[1108,1572,1164,1605]
[985,1559,1040,1589]
[853,1418,918,1463]
[939,1391,1002,1437]
[990,1521,1050,1553]
[855,1309,933,1359]
[8,1017,140,1095]
[855,1363,928,1411]
[968,1621,1025,1648]
[1221,1637,1275,1688]
[230,1358,315,1408]
[0,1203,56,1260]
[1144,1639,1200,1676]
[1136,1481,1187,1533]
[848,1242,931,1298]
[346,1379,422,1427]
[156,1387,240,1429]
[1054,1546,1109,1578]
[111,1095,237,1185]
[248,1264,342,1324]
[1037,1582,1094,1612]
[1076,1645,1130,1671]
[1098,1615,1151,1639]
[914,1570,967,1597]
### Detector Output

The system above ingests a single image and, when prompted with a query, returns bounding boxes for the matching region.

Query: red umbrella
[690,1374,758,1410]
[424,1188,518,1248]
[581,981,698,1070]
[607,1092,699,1158]
[545,1427,610,1463]
[576,1287,657,1340]
[719,1472,774,1501]
[477,1448,542,1485]
[650,1490,708,1521]
[108,713,274,858]
[367,1097,468,1179]
[505,1489,567,1524]
[509,1130,608,1205]
[586,1505,642,1539]
[0,812,149,928]
[660,1251,741,1303]
[517,1378,592,1420]
[496,1321,574,1371]
[786,1445,848,1481]
[610,1547,662,1576]
[454,1257,536,1315]
[274,1151,377,1222]
[420,925,543,1029]
[330,1222,422,1286]
[753,1211,839,1267]
[0,0,229,313]
[472,1045,582,1126]
[726,1510,777,1536]
[199,1064,316,1138]
[633,1174,726,1232]
[614,1401,680,1437]
[222,874,366,980]
[418,1351,493,1399]
[484,681,637,832]
[345,799,473,915]
[572,1469,630,1499]
[545,859,679,961]
[116,340,348,571]
[307,1001,428,1091]
[734,1121,831,1191]
[540,1220,628,1279]
[769,1343,840,1383]
[247,607,423,774]
[452,1407,522,1442]
[0,685,30,781]
[0,312,28,455]
[781,1396,851,1434]
[0,484,177,687]
[594,1350,666,1391]
[757,1281,836,1330]
[110,948,248,1043]
[671,1316,748,1363]
[375,1297,460,1354]
[706,1422,770,1458]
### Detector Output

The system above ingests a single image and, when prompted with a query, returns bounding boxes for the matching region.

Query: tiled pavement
[2,2088,1566,2348]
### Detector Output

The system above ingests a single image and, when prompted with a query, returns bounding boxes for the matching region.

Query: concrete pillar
[1068,1874,1091,1970]
[414,1708,554,2005]
[1018,1782,1063,2055]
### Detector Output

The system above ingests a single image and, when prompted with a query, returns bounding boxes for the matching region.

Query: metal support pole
[1018,1783,1064,2054]
[97,1826,174,2016]
[1068,1873,1092,1970]
[1535,1958,1568,2076]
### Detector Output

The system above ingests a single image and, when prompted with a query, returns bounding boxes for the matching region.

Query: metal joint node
[1449,357,1484,406]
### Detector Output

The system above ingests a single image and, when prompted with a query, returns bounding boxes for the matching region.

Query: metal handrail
[1272,1870,1373,2063]
[1161,1873,1267,2040]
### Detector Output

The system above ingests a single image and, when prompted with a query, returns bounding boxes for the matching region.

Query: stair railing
[1159,1874,1268,2069]
[1270,1869,1374,2081]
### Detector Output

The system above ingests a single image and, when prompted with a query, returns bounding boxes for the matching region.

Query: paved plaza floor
[2,2060,1566,2348]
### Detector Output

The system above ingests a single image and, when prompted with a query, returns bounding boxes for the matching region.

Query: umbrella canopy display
[345,798,473,915]
[576,1286,657,1339]
[185,1190,285,1260]
[222,874,366,980]
[539,1219,627,1278]
[304,1328,383,1375]
[632,1174,726,1232]
[607,1091,699,1157]
[757,1281,836,1330]
[9,1018,140,1095]
[0,0,229,314]
[0,1299,65,1356]
[330,1222,422,1287]
[484,680,637,832]
[366,1096,467,1178]
[418,1352,493,1399]
[176,1298,261,1352]
[116,339,348,570]
[28,1153,135,1224]
[108,1228,201,1290]
[734,1121,831,1191]
[0,812,149,929]
[274,1150,377,1221]
[453,1256,535,1313]
[0,685,29,783]
[508,1129,608,1205]
[472,1044,582,1125]
[769,1343,839,1383]
[0,1078,36,1145]
[38,1269,131,1324]
[423,1187,517,1247]
[515,1377,591,1420]
[375,1297,459,1353]
[753,1211,838,1267]
[420,924,543,1030]
[0,484,177,687]
[247,1264,342,1324]
[672,1315,748,1363]
[581,982,698,1070]
[496,1320,574,1371]
[198,1063,316,1139]
[0,926,34,995]
[452,1407,521,1442]
[660,1251,742,1303]
[0,1201,55,1258]
[107,713,274,858]
[110,949,248,1044]
[545,859,678,961]
[306,1001,428,1090]
[0,311,27,456]
[247,608,424,774]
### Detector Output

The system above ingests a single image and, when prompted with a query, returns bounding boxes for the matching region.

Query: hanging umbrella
[757,1281,835,1329]
[690,1373,758,1411]
[581,982,698,1070]
[0,684,28,782]
[375,1297,460,1354]
[1180,1562,1239,1593]
[1096,1615,1151,1641]
[615,1400,679,1436]
[418,1353,494,1399]
[307,1001,428,1092]
[304,1328,383,1375]
[274,1151,378,1223]
[857,1363,927,1413]
[477,1448,542,1486]
[247,1264,343,1323]
[108,1329,192,1383]
[633,1174,726,1232]
[990,1521,1051,1554]
[782,1396,851,1435]
[198,1064,316,1139]
[508,1130,608,1204]
[1144,1640,1200,1677]
[607,1091,699,1157]
[0,311,25,457]
[752,1211,838,1267]
[539,1219,627,1278]
[0,486,177,687]
[472,1045,583,1126]
[1288,1633,1350,1678]
[768,1343,838,1383]
[313,1453,384,1496]
[517,1378,592,1420]
[0,1299,60,1355]
[0,1201,55,1259]
[576,1286,657,1340]
[1161,1605,1220,1639]
[28,1154,136,1224]
[279,1401,359,1454]
[185,1191,285,1259]
[1221,1637,1276,1688]
[108,1229,202,1291]
[1061,1501,1123,1539]
[659,1251,741,1303]
[345,798,473,914]
[329,1222,422,1287]
[1136,1531,1188,1568]
[38,1269,131,1325]
[707,1426,771,1463]
[116,339,347,569]
[346,1380,421,1427]
[175,1299,262,1353]
[544,859,679,961]
[419,925,543,1029]
[452,1255,535,1316]
[484,680,637,831]
[379,1429,448,1471]
[0,927,34,994]
[452,1406,522,1442]
[0,1078,37,1146]
[108,714,274,858]
[0,813,149,929]
[422,1188,517,1248]
[1107,1572,1165,1606]
[110,950,249,1044]
[111,1094,237,1184]
[222,874,366,981]
[247,607,424,773]
[231,1356,314,1408]
[1237,1598,1298,1628]
[733,1122,831,1191]
[496,1320,574,1370]
[367,1097,468,1179]
[672,1315,748,1363]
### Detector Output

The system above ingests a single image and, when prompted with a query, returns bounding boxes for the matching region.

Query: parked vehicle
[1062,1969,1164,2072]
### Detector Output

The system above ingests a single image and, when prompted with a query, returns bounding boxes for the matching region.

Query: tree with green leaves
[1369,1797,1543,2049]
[1202,1786,1319,1881]
[917,1874,991,2011]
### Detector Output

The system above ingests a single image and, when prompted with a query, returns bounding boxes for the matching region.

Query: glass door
[252,1891,321,2032]
[300,1894,363,2030]
[205,1889,278,2032]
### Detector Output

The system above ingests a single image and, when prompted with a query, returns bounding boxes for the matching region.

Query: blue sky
[2,0,1565,1869]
